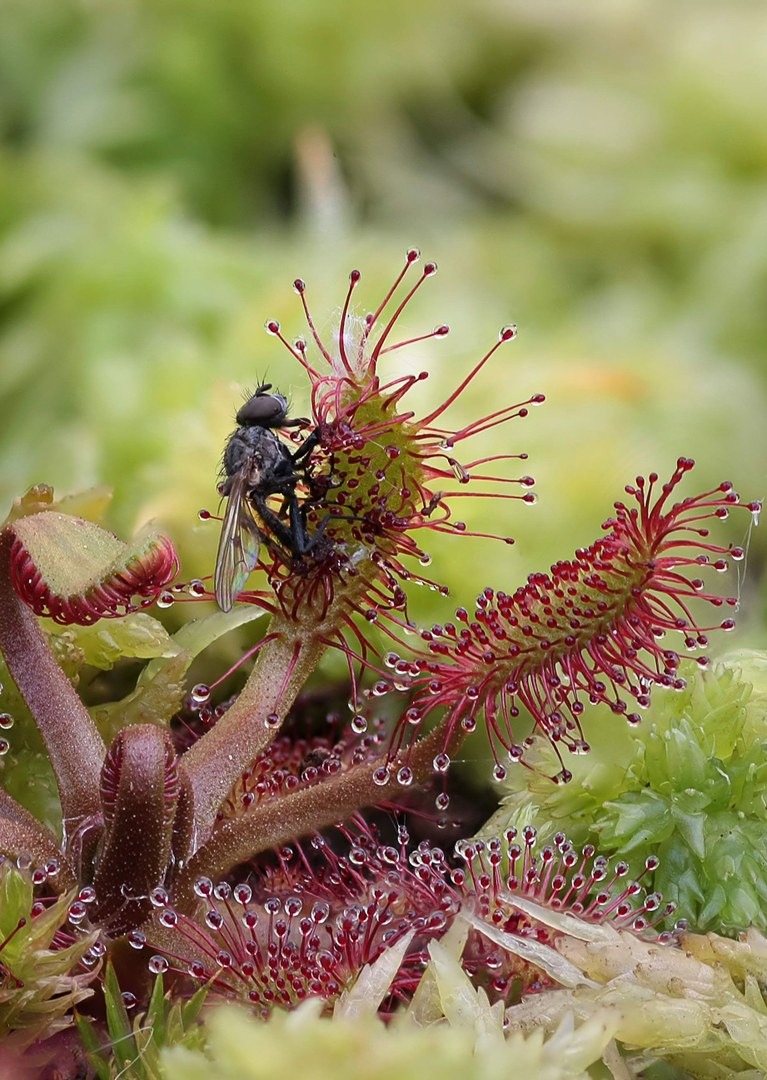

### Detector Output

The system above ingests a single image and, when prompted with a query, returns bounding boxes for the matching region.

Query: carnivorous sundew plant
[0,251,761,1076]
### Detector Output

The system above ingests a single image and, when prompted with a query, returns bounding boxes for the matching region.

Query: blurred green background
[1,0,765,640]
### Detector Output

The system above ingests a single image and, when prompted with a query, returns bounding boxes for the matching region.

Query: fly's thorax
[223,426,294,485]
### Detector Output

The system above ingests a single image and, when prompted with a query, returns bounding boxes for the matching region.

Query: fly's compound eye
[236,391,289,427]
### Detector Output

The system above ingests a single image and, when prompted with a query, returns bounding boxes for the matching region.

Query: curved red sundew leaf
[0,511,178,833]
[138,822,674,1017]
[384,459,760,781]
[8,511,178,625]
[91,725,181,934]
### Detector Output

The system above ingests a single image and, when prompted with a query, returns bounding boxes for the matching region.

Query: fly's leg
[287,492,329,556]
[250,492,329,561]
[250,422,327,563]
[250,494,296,552]
[290,427,320,467]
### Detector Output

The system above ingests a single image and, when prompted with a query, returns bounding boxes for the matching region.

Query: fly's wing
[214,473,261,612]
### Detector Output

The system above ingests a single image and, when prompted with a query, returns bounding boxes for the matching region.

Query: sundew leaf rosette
[0,254,759,1071]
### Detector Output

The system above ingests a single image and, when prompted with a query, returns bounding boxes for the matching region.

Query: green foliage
[504,897,767,1079]
[161,987,611,1080]
[88,604,266,739]
[78,964,207,1080]
[0,862,98,1048]
[490,654,767,932]
[0,0,479,227]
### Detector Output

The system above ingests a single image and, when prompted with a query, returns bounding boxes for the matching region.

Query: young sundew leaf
[58,612,180,669]
[89,607,266,735]
[13,514,128,589]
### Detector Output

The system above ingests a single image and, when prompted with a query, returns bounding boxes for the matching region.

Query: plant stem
[173,721,464,911]
[0,530,105,830]
[180,622,327,841]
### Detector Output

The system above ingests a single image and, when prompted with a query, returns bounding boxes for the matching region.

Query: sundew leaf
[7,511,178,624]
[12,513,133,593]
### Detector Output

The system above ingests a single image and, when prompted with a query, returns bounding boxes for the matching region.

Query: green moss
[0,863,98,1048]
[489,653,767,932]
